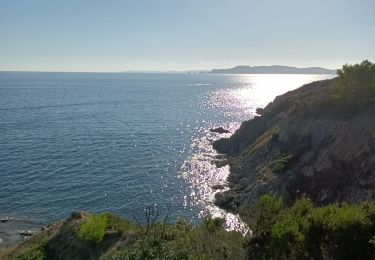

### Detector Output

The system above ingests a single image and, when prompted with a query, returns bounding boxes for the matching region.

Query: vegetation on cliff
[213,60,375,212]
[77,214,109,244]
[2,61,374,259]
[246,195,375,259]
[331,60,375,109]
[1,210,245,260]
[3,197,375,260]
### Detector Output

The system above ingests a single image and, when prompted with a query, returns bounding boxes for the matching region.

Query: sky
[0,0,374,72]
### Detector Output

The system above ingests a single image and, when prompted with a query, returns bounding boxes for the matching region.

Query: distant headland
[208,65,337,74]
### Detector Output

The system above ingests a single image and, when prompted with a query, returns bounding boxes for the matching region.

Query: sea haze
[0,72,335,242]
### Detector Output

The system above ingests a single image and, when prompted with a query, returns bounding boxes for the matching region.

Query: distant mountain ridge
[209,65,337,74]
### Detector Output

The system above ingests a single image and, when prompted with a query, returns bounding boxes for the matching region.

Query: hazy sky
[1,0,374,72]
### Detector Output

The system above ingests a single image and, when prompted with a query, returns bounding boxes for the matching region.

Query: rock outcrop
[213,79,375,213]
[210,127,231,134]
[0,212,123,260]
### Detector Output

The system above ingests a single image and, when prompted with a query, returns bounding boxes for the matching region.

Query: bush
[13,237,49,260]
[15,243,46,260]
[77,214,109,244]
[104,212,138,234]
[331,60,375,110]
[247,196,375,259]
[203,217,225,233]
[250,195,283,237]
[114,217,246,259]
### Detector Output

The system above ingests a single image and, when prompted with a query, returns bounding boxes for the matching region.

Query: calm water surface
[0,72,335,243]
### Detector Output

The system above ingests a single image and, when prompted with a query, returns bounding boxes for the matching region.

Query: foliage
[14,239,48,260]
[247,195,375,259]
[15,246,46,260]
[331,60,375,110]
[249,195,283,236]
[202,217,226,233]
[104,212,138,234]
[112,217,246,259]
[77,214,109,244]
[270,154,293,174]
[7,196,375,260]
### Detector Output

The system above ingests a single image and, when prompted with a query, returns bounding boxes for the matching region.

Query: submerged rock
[19,230,33,236]
[1,217,9,223]
[210,127,231,134]
[212,184,226,190]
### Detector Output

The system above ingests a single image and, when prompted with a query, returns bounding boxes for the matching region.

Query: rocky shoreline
[1,62,375,259]
[0,214,43,247]
[213,78,375,214]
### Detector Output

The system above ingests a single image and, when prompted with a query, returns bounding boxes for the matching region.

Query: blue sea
[0,72,335,244]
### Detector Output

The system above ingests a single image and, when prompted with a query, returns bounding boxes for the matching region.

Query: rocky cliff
[213,78,375,213]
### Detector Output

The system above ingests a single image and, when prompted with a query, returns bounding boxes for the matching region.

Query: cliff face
[213,79,375,213]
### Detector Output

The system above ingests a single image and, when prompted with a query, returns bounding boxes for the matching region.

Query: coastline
[2,62,375,258]
[0,74,336,247]
[212,77,375,215]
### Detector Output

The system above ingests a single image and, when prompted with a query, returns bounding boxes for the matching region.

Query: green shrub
[331,60,375,110]
[15,240,47,260]
[9,195,375,260]
[247,196,375,259]
[114,217,246,259]
[270,154,293,174]
[15,247,46,260]
[104,212,138,234]
[304,203,375,259]
[249,195,283,237]
[77,214,109,244]
[202,217,225,233]
[272,198,313,239]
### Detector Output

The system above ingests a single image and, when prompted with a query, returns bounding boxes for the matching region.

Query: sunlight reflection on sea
[181,74,336,233]
[0,72,335,243]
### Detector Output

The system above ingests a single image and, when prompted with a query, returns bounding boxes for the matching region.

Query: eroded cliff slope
[213,77,375,213]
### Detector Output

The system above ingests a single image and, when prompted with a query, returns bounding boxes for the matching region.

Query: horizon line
[0,64,339,74]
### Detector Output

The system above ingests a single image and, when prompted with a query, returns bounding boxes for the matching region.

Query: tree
[331,60,375,109]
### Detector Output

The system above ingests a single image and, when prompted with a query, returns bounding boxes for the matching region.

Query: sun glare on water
[181,74,336,234]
